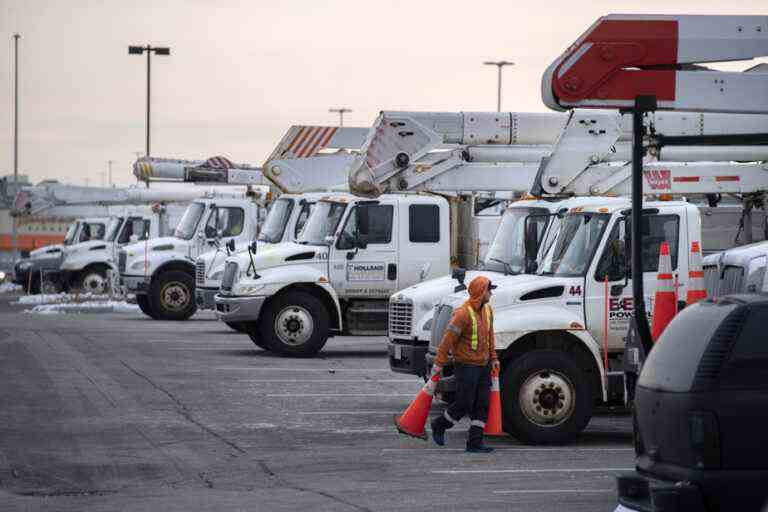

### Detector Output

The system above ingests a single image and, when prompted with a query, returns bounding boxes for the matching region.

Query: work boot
[466,425,494,453]
[430,415,451,446]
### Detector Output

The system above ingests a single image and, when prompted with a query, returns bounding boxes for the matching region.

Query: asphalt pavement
[0,293,633,511]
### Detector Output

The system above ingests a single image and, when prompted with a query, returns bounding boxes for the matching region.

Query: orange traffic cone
[651,241,677,342]
[394,372,440,440]
[686,241,707,306]
[484,367,505,436]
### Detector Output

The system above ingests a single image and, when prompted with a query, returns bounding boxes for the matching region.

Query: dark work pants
[432,363,491,446]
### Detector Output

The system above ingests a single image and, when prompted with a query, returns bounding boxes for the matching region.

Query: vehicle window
[106,217,124,242]
[485,208,549,273]
[409,204,440,243]
[79,223,93,242]
[63,222,79,245]
[174,202,205,240]
[719,304,768,388]
[337,205,394,250]
[539,213,609,277]
[87,223,106,240]
[595,223,626,282]
[118,217,149,244]
[638,301,738,392]
[294,202,314,238]
[205,207,245,238]
[638,215,680,272]
[297,201,347,245]
[258,198,294,243]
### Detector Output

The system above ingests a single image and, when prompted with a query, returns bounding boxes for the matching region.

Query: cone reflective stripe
[484,367,504,436]
[651,242,677,342]
[394,372,440,440]
[686,241,707,306]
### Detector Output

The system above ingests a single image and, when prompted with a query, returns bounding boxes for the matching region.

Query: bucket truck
[346,90,768,444]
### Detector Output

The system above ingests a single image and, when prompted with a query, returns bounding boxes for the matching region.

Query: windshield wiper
[488,257,513,276]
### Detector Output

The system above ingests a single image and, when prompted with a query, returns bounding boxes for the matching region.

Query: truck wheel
[225,321,247,333]
[78,267,109,294]
[258,291,329,357]
[136,294,158,319]
[150,271,197,321]
[501,350,593,445]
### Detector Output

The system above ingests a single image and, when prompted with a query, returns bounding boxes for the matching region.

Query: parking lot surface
[0,295,633,511]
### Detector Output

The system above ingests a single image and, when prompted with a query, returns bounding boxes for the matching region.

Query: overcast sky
[1,1,766,186]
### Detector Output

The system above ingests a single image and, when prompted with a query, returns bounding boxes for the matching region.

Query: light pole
[483,60,514,112]
[128,45,170,158]
[11,33,20,263]
[107,160,114,186]
[329,108,352,127]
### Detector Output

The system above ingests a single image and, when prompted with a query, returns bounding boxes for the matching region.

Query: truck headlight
[17,261,31,270]
[232,283,266,296]
[129,260,148,271]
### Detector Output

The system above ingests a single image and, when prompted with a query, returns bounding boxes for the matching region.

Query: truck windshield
[258,198,294,243]
[106,217,124,242]
[484,207,550,274]
[63,222,79,246]
[297,201,347,245]
[539,213,609,277]
[174,202,206,240]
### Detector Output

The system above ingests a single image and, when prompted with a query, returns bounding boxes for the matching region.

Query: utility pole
[12,33,20,263]
[107,160,114,186]
[329,108,352,127]
[128,45,170,158]
[483,60,514,112]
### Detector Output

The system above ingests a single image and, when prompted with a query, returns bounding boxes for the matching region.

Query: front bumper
[615,472,706,512]
[388,339,428,376]
[215,294,266,323]
[122,274,150,294]
[195,287,217,310]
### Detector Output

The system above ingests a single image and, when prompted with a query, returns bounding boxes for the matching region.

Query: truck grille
[118,250,127,274]
[389,298,413,337]
[195,259,206,285]
[429,304,454,352]
[719,265,744,296]
[703,265,719,298]
[220,261,238,292]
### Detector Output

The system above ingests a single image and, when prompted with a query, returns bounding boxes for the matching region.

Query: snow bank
[0,282,23,294]
[25,301,140,315]
[14,292,111,305]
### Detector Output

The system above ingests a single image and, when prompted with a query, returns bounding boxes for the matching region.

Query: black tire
[136,294,158,319]
[28,272,41,295]
[225,321,247,333]
[78,266,109,294]
[257,291,329,357]
[244,323,270,350]
[501,349,593,445]
[149,270,197,321]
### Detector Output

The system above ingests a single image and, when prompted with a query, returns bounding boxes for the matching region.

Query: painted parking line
[267,393,413,397]
[432,467,633,475]
[493,489,613,495]
[215,367,393,372]
[382,447,633,453]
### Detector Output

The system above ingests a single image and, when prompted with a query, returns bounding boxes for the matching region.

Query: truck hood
[63,240,112,255]
[30,244,64,259]
[123,236,189,260]
[228,242,327,278]
[438,273,571,311]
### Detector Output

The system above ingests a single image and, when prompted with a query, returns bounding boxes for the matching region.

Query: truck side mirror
[452,267,467,292]
[524,217,540,274]
[248,241,258,255]
[216,228,224,240]
[226,239,236,253]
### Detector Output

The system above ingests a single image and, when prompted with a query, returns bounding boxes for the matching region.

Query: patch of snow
[14,292,112,305]
[24,300,141,315]
[0,282,23,294]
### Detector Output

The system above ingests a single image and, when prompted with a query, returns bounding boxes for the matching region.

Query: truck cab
[425,199,704,444]
[195,192,318,329]
[702,240,768,298]
[215,193,450,356]
[121,194,266,321]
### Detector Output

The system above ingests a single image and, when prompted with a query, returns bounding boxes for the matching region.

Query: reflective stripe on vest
[465,304,491,350]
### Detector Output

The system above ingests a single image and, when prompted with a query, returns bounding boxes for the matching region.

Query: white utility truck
[120,189,269,320]
[59,205,186,294]
[195,192,319,331]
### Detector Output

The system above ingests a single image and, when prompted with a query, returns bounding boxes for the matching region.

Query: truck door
[329,202,399,299]
[201,205,246,257]
[585,213,683,351]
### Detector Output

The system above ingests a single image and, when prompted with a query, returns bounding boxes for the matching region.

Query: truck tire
[501,349,593,445]
[149,271,197,321]
[225,321,247,333]
[245,323,270,350]
[136,294,158,319]
[78,266,109,294]
[258,291,329,357]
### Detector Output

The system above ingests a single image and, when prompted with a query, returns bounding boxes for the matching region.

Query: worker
[430,275,499,453]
